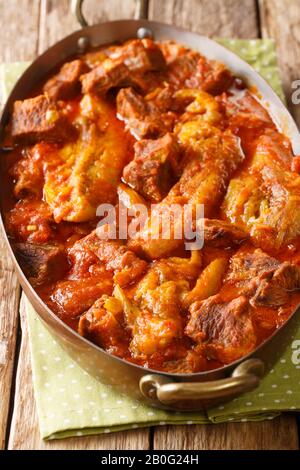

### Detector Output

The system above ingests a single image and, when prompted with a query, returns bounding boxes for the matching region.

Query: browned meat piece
[224,92,275,136]
[251,279,289,307]
[226,248,300,308]
[78,296,129,356]
[111,38,166,73]
[116,87,148,121]
[43,59,89,100]
[250,262,300,308]
[202,218,248,247]
[49,276,114,321]
[146,86,177,112]
[167,50,200,87]
[226,248,280,287]
[186,57,233,95]
[186,294,256,363]
[123,133,180,202]
[116,87,174,139]
[69,229,147,287]
[11,95,76,144]
[97,240,148,287]
[272,262,300,290]
[128,131,244,259]
[81,39,166,96]
[165,46,233,94]
[80,59,130,95]
[14,242,68,286]
[6,199,55,244]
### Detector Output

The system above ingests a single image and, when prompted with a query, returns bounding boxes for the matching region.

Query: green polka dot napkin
[2,39,300,440]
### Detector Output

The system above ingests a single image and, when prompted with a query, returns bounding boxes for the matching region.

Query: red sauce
[2,38,300,373]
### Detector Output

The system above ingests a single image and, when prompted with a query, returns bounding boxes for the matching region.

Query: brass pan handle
[140,358,264,410]
[72,0,149,28]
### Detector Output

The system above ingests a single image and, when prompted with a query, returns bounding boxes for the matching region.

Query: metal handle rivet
[137,27,153,39]
[77,36,90,53]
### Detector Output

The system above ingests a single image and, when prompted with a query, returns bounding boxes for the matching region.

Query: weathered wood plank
[153,419,299,450]
[259,0,300,126]
[0,0,40,62]
[150,0,299,449]
[38,0,136,54]
[149,0,259,38]
[0,0,41,449]
[8,298,150,450]
[0,241,20,450]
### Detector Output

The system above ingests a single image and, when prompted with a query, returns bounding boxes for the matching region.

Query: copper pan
[1,0,300,411]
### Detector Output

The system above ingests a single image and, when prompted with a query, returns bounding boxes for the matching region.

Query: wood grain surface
[153,417,299,450]
[38,0,136,54]
[0,241,20,449]
[0,0,40,62]
[0,0,299,450]
[149,0,259,38]
[259,0,300,126]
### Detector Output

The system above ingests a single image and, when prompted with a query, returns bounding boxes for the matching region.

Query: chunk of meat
[166,50,200,87]
[11,146,44,198]
[186,295,256,363]
[11,95,76,144]
[129,131,244,259]
[250,262,300,308]
[49,275,114,321]
[81,39,166,96]
[6,199,54,243]
[223,91,275,150]
[43,59,89,100]
[110,38,166,73]
[186,56,233,95]
[145,85,179,113]
[116,87,174,139]
[202,218,248,247]
[164,44,232,94]
[11,143,61,198]
[116,87,147,120]
[98,241,148,287]
[81,59,130,95]
[226,248,300,308]
[123,133,179,202]
[226,248,281,287]
[68,229,147,287]
[78,295,129,356]
[14,242,68,286]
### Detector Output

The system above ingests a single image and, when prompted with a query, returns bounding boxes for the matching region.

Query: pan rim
[1,18,300,379]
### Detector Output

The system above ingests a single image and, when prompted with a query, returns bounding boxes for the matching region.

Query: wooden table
[1,0,300,450]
